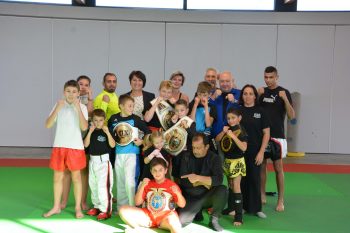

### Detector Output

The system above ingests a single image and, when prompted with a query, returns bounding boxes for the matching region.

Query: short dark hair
[227,108,242,117]
[77,75,91,84]
[175,99,188,108]
[103,73,117,83]
[197,81,212,94]
[264,66,278,74]
[64,80,79,91]
[92,109,106,119]
[119,94,134,106]
[239,84,259,106]
[192,132,209,146]
[150,157,168,169]
[170,71,185,85]
[129,70,146,88]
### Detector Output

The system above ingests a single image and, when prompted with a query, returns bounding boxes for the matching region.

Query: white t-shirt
[51,102,88,150]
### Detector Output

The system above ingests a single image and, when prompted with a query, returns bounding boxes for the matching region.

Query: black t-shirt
[140,146,172,180]
[240,105,270,151]
[88,129,111,155]
[258,86,292,138]
[144,100,174,129]
[179,150,223,197]
[220,124,248,159]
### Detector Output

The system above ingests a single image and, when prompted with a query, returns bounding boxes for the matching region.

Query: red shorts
[141,208,178,227]
[49,147,86,171]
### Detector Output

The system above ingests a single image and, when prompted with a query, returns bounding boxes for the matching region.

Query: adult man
[211,71,241,139]
[177,133,227,232]
[94,73,121,124]
[258,66,295,212]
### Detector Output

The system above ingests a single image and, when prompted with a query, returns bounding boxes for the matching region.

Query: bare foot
[82,202,89,211]
[261,195,267,204]
[275,202,285,212]
[60,203,67,210]
[233,221,242,226]
[75,210,84,219]
[43,208,61,218]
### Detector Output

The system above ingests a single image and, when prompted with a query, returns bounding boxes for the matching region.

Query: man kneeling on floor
[176,133,227,232]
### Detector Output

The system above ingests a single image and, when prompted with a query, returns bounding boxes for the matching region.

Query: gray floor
[1,146,350,165]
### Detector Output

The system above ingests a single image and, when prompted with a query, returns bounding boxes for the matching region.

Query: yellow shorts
[223,157,246,178]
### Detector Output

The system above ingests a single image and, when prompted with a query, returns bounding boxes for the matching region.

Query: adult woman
[239,84,270,218]
[124,71,155,120]
[169,71,189,104]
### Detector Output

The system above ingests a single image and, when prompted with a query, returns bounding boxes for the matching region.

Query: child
[108,94,151,210]
[170,99,196,180]
[215,108,248,226]
[189,81,217,152]
[61,75,93,211]
[144,80,175,131]
[119,158,186,233]
[43,80,88,219]
[140,131,171,181]
[84,109,115,220]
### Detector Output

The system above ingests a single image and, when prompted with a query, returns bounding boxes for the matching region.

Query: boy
[189,81,217,152]
[119,157,186,233]
[61,75,93,211]
[84,109,115,220]
[108,94,151,210]
[258,66,295,212]
[44,80,88,219]
[215,108,247,226]
[171,99,196,179]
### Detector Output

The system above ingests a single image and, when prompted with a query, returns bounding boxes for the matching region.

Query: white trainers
[256,211,267,218]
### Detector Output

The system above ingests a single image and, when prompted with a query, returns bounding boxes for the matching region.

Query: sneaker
[97,212,111,221]
[86,208,100,216]
[193,211,204,222]
[209,216,223,232]
[256,211,267,219]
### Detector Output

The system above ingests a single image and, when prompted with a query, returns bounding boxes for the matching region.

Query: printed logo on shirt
[254,113,261,119]
[97,135,107,142]
[262,95,278,103]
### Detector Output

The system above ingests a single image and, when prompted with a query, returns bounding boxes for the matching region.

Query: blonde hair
[150,131,164,144]
[159,80,173,91]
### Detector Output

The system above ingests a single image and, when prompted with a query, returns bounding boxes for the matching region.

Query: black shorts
[264,138,284,161]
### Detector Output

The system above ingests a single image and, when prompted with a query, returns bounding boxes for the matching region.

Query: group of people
[43,66,295,233]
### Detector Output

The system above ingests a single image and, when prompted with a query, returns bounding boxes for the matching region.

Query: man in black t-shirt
[258,66,295,212]
[177,133,227,232]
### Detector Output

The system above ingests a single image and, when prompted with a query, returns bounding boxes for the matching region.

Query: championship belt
[164,116,193,156]
[146,188,175,214]
[221,127,241,153]
[113,122,139,146]
[150,98,175,130]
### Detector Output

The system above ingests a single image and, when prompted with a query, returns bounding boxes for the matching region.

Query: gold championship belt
[146,188,175,214]
[164,116,193,156]
[150,98,175,130]
[113,122,139,146]
[221,127,241,153]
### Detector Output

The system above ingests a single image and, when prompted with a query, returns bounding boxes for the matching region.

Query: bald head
[219,71,235,93]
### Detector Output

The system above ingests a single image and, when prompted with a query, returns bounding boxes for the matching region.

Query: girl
[216,108,247,226]
[119,158,186,233]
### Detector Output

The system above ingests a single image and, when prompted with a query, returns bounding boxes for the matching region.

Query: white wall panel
[221,24,277,89]
[330,26,350,153]
[0,16,52,146]
[52,19,109,102]
[165,23,221,97]
[277,25,335,153]
[109,21,165,95]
